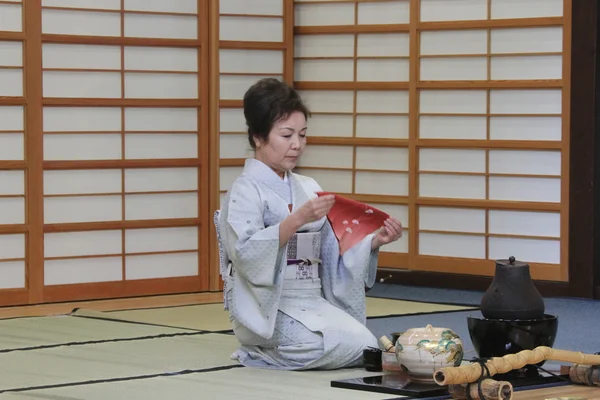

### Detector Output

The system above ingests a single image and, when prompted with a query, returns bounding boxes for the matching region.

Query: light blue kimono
[218,158,379,370]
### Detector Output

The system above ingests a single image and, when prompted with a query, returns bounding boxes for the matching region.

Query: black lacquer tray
[331,369,571,399]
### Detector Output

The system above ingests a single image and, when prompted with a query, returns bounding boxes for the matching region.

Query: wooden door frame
[376,0,600,299]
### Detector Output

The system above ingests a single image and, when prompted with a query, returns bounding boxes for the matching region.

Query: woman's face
[254,111,307,177]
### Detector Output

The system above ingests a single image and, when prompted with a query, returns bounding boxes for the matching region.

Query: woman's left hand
[371,217,403,250]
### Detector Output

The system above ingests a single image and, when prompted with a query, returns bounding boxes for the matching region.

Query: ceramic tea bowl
[394,324,464,382]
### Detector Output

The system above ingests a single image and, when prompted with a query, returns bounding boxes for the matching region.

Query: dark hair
[243,78,310,150]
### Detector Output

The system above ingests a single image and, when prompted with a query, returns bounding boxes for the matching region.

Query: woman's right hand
[294,194,335,225]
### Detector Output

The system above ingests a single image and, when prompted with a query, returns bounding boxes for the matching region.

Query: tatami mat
[72,297,473,332]
[0,296,474,399]
[0,333,239,393]
[0,314,192,351]
[1,364,394,400]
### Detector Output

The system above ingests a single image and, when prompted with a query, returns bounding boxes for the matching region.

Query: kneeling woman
[218,78,403,370]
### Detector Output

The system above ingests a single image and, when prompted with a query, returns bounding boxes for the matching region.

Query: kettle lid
[495,255,529,268]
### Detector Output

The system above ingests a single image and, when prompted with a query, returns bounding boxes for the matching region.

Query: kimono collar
[243,158,310,209]
[243,158,292,203]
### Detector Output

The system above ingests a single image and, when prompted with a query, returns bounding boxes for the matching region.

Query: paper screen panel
[357,115,408,139]
[125,226,198,253]
[124,107,198,159]
[42,2,198,37]
[420,207,486,234]
[489,237,560,264]
[297,90,354,137]
[420,29,487,81]
[42,8,121,36]
[45,257,123,285]
[124,14,197,40]
[419,207,486,258]
[0,106,24,161]
[42,0,120,9]
[419,116,487,140]
[488,209,561,262]
[355,172,409,196]
[367,203,409,253]
[43,107,122,160]
[44,107,122,132]
[0,2,23,32]
[294,2,355,26]
[44,229,122,284]
[0,234,25,288]
[419,148,487,199]
[0,40,23,97]
[220,0,282,15]
[124,226,199,280]
[124,46,199,99]
[420,0,487,22]
[220,16,283,42]
[45,230,122,258]
[357,1,410,24]
[491,27,563,54]
[294,168,353,194]
[490,116,562,141]
[219,49,283,100]
[490,26,563,81]
[490,0,563,19]
[419,232,486,259]
[0,171,25,225]
[125,193,198,221]
[299,90,354,113]
[488,149,561,203]
[295,35,354,58]
[126,252,198,280]
[125,167,198,192]
[296,145,353,169]
[220,166,244,192]
[420,90,487,114]
[356,147,408,171]
[0,261,25,289]
[44,195,122,223]
[355,147,409,196]
[490,89,562,114]
[488,210,560,238]
[488,209,561,264]
[124,168,198,221]
[124,0,197,13]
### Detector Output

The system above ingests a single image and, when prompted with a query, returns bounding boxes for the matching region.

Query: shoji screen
[294,0,570,282]
[212,0,293,288]
[294,0,411,267]
[0,0,27,306]
[39,0,209,302]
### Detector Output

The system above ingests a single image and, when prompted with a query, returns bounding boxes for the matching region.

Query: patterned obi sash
[285,232,321,280]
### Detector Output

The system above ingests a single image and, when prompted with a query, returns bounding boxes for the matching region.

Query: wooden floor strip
[0,292,223,319]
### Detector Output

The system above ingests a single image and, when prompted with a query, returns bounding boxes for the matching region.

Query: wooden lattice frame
[0,0,211,307]
[288,0,571,282]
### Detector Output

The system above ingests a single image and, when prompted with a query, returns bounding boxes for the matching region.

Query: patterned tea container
[394,324,464,382]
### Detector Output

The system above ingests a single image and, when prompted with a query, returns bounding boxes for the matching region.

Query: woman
[218,78,403,370]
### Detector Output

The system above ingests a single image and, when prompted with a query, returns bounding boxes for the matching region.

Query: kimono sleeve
[311,177,380,324]
[221,177,286,287]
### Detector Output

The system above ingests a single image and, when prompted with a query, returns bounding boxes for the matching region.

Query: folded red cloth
[316,192,390,254]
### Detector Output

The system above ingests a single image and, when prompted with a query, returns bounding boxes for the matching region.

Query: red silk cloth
[316,192,389,254]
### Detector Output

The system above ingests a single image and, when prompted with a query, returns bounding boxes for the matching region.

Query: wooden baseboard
[0,291,224,320]
[376,269,572,298]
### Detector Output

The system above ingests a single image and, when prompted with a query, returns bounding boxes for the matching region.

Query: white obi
[285,232,321,281]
